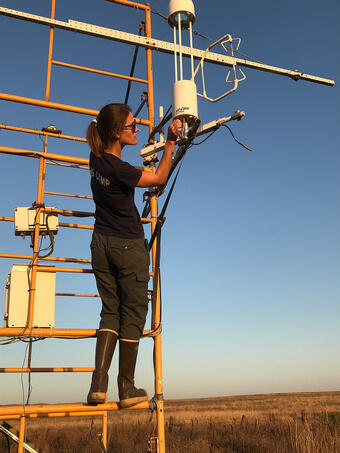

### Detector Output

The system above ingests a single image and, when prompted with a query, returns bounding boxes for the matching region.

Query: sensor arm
[140,110,245,159]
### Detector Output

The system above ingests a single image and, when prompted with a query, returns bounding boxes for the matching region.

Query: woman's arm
[136,119,182,188]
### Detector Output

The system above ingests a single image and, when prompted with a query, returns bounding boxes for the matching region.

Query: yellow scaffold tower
[0,1,334,452]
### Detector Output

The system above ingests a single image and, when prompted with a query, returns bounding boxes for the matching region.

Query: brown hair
[86,103,131,157]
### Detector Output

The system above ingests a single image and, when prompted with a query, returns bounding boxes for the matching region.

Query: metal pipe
[1,411,107,420]
[178,14,183,80]
[0,145,89,165]
[46,161,89,170]
[52,60,148,84]
[26,133,48,330]
[27,339,33,369]
[59,222,94,229]
[0,328,97,337]
[44,191,93,200]
[0,216,14,222]
[0,217,150,228]
[55,293,99,297]
[0,327,156,338]
[0,92,150,125]
[0,145,152,165]
[105,0,148,11]
[18,416,26,453]
[24,266,154,276]
[189,21,194,78]
[102,411,108,451]
[173,26,178,82]
[149,178,166,453]
[0,401,150,417]
[0,253,91,264]
[145,5,155,137]
[0,124,86,142]
[0,367,94,373]
[0,92,99,116]
[43,207,94,216]
[45,0,55,101]
[36,266,93,273]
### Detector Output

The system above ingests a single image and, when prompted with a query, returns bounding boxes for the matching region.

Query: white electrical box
[4,264,56,328]
[14,207,59,237]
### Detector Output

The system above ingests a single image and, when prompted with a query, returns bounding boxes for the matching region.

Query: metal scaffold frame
[0,0,166,452]
[0,1,335,452]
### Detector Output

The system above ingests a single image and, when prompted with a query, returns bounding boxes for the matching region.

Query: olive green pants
[91,231,150,341]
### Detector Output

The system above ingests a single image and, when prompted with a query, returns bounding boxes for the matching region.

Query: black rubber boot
[118,340,148,408]
[87,330,118,404]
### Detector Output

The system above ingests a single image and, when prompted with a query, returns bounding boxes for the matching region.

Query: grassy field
[1,391,339,452]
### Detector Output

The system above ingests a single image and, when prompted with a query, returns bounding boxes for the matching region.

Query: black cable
[25,348,33,406]
[37,214,55,259]
[150,224,162,335]
[193,29,213,43]
[148,162,183,251]
[234,48,265,65]
[150,5,167,21]
[125,22,145,104]
[20,325,34,442]
[20,337,45,343]
[134,92,148,118]
[221,124,252,151]
[191,129,217,146]
[0,338,22,345]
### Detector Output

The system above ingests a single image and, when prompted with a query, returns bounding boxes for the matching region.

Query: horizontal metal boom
[0,7,334,86]
[140,111,245,158]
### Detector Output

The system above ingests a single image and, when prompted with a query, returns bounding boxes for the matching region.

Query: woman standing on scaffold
[86,103,181,407]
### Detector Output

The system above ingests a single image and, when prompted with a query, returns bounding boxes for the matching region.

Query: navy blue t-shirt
[89,151,144,238]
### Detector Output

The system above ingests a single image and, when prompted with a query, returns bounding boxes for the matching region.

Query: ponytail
[86,103,131,158]
[86,120,103,157]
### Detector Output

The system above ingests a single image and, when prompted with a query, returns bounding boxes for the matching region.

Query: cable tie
[148,394,163,422]
[32,202,45,209]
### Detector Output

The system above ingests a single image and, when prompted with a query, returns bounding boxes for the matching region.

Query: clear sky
[0,0,339,405]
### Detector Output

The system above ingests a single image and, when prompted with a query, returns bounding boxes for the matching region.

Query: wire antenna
[193,34,246,102]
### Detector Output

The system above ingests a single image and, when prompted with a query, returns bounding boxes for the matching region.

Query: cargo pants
[90,231,150,341]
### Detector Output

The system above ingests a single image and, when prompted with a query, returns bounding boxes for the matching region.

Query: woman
[86,103,181,407]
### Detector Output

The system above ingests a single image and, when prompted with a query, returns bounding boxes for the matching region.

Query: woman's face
[118,111,139,147]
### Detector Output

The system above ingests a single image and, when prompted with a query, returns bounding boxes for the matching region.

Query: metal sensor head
[168,0,195,29]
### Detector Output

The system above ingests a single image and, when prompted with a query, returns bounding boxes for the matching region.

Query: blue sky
[0,0,339,405]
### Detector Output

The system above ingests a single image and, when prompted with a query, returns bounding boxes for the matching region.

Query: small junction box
[14,207,59,237]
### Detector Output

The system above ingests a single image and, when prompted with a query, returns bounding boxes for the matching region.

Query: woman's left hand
[167,118,182,141]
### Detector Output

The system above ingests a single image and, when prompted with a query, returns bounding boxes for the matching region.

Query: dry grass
[0,391,339,453]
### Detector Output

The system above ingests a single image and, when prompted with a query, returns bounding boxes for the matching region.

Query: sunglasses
[123,119,137,133]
